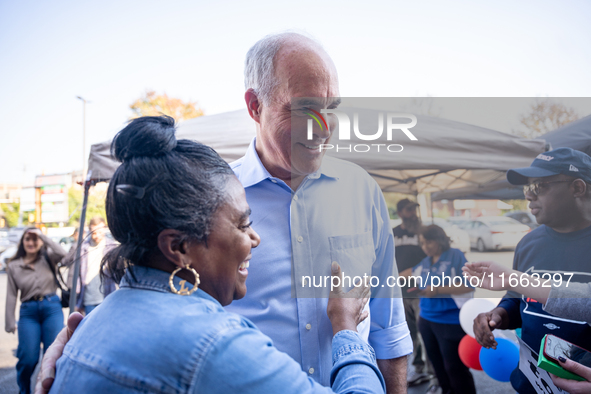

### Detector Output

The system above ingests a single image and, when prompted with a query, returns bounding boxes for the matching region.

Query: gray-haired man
[226,33,412,393]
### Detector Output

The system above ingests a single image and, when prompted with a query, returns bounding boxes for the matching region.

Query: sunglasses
[523,180,572,196]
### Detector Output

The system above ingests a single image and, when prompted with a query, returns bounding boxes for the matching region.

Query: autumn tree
[129,90,204,121]
[517,99,579,138]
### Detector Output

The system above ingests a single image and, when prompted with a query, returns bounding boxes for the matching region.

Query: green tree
[0,203,20,227]
[129,90,204,121]
[517,99,579,138]
[68,186,106,226]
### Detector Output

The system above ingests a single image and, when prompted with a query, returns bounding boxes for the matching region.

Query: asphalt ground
[0,250,517,393]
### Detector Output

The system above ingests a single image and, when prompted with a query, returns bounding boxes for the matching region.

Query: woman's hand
[417,287,438,298]
[327,262,370,336]
[550,357,591,394]
[462,261,513,291]
[33,312,83,394]
[6,325,16,334]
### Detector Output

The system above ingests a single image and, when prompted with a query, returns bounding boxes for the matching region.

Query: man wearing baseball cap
[474,147,591,393]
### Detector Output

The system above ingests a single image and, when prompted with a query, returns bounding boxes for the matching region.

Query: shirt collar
[239,137,340,187]
[238,138,274,188]
[317,155,341,180]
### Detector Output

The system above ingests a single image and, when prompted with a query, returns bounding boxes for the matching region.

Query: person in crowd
[473,147,591,393]
[226,32,411,393]
[62,216,116,314]
[5,227,66,394]
[463,260,591,323]
[46,115,384,394]
[463,260,591,393]
[412,225,476,394]
[392,199,434,387]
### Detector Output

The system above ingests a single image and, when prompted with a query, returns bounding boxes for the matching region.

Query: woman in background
[5,228,66,394]
[413,224,475,394]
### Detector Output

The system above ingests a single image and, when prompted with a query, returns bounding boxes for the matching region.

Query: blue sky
[1,0,590,184]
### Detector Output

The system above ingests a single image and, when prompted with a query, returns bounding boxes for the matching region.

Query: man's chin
[405,219,422,234]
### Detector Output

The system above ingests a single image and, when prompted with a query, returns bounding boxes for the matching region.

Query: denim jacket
[50,266,385,394]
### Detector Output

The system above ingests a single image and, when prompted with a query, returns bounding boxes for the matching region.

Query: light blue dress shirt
[226,138,412,386]
[49,266,385,394]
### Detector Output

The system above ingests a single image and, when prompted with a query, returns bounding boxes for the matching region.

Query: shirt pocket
[328,232,376,289]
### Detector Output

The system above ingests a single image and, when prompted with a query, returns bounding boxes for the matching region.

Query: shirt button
[308,368,314,374]
[306,323,311,330]
[270,179,277,183]
[297,236,303,243]
[293,195,298,201]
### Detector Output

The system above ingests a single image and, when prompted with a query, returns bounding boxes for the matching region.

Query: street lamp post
[76,96,88,177]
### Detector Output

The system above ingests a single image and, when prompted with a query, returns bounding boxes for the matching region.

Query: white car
[424,218,471,254]
[390,218,471,254]
[0,245,18,271]
[466,216,530,252]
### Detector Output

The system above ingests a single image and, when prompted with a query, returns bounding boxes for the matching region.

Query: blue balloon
[479,338,519,382]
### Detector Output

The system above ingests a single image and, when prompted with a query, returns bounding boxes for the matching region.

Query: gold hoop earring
[169,265,200,296]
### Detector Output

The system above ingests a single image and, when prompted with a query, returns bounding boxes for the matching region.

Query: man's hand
[473,307,508,349]
[462,261,512,291]
[550,357,591,394]
[34,312,83,394]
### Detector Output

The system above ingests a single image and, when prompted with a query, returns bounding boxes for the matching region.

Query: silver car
[466,216,530,252]
[424,218,471,254]
[391,218,471,254]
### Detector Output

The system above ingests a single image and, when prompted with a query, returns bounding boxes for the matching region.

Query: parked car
[424,218,471,254]
[447,217,472,230]
[505,211,539,229]
[466,216,530,252]
[390,217,470,254]
[0,245,17,271]
[7,227,26,244]
[0,229,11,254]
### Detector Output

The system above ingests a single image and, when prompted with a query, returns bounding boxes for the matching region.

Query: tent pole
[69,171,92,315]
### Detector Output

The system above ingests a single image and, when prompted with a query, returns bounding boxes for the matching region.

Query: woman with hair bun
[48,116,385,394]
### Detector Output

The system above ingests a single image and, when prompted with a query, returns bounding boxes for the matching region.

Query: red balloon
[458,335,483,370]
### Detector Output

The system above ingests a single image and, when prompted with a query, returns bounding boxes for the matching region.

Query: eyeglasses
[523,180,572,196]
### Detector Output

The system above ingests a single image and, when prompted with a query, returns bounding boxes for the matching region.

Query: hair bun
[112,116,178,162]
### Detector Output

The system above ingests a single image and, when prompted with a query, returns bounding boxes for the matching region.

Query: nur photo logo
[305,108,419,153]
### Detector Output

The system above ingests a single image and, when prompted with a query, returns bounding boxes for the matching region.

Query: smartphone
[543,334,591,368]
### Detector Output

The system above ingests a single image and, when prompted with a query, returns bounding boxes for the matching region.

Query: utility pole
[76,96,88,177]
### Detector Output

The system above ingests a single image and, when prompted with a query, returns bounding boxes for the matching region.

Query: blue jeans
[84,304,99,315]
[17,295,64,394]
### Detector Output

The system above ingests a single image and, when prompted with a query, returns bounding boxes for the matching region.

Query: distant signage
[19,187,36,212]
[35,174,71,223]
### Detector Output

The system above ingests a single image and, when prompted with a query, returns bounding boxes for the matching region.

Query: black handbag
[44,250,72,308]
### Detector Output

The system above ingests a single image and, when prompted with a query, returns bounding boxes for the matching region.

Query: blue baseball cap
[507,147,591,185]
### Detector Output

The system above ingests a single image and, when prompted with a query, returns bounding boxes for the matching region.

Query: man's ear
[157,229,186,268]
[245,89,262,124]
[572,179,588,198]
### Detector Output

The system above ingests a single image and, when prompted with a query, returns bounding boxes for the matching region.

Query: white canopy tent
[87,109,547,195]
[70,109,546,311]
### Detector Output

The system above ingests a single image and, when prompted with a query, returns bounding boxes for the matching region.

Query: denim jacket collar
[120,265,222,309]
